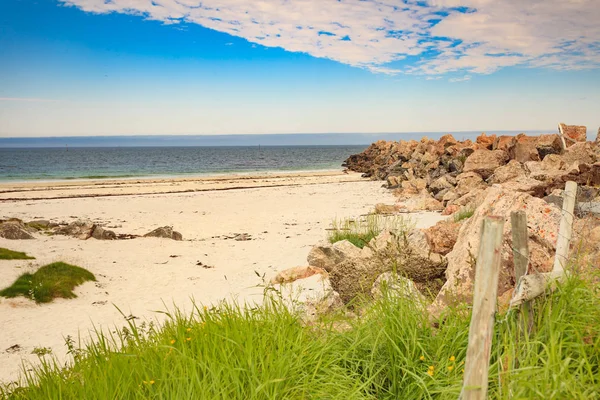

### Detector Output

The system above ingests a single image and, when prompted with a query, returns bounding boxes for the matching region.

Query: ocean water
[0,146,367,181]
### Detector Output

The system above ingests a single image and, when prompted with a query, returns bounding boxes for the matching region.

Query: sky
[1,0,599,138]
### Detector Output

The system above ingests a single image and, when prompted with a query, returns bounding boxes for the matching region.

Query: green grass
[3,274,599,399]
[0,248,35,260]
[0,262,96,303]
[328,214,412,248]
[453,207,475,222]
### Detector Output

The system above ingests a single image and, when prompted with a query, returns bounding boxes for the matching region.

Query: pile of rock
[343,124,600,213]
[0,218,183,241]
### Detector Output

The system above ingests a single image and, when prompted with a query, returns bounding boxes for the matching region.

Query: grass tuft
[0,262,95,303]
[453,207,475,222]
[0,248,35,260]
[328,214,412,248]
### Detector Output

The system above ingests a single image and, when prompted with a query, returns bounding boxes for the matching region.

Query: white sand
[0,171,445,383]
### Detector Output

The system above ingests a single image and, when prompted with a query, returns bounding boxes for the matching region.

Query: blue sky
[1,0,599,138]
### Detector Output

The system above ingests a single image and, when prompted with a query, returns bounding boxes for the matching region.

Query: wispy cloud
[59,0,600,77]
[449,75,471,83]
[0,97,61,102]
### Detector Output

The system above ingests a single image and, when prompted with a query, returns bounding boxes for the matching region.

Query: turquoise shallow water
[0,146,367,181]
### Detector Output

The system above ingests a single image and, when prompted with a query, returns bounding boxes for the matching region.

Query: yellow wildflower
[427,370,434,376]
[448,366,454,371]
[428,365,435,371]
[449,356,455,362]
[170,339,176,345]
[187,328,192,332]
[419,355,425,361]
[149,380,155,385]
[186,337,192,341]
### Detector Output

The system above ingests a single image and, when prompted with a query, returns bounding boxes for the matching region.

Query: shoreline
[0,169,358,201]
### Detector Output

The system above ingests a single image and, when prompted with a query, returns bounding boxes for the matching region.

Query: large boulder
[53,220,96,240]
[273,274,343,323]
[561,142,596,166]
[371,272,426,305]
[307,240,366,272]
[270,266,328,285]
[144,226,183,241]
[423,219,462,256]
[91,226,117,240]
[489,160,526,184]
[429,186,562,319]
[454,172,486,196]
[0,220,35,240]
[330,230,447,304]
[493,135,515,152]
[476,133,496,149]
[559,123,586,145]
[509,134,540,163]
[536,134,563,158]
[398,191,443,212]
[463,149,509,179]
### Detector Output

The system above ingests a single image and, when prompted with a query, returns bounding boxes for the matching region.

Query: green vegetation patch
[3,274,599,399]
[453,207,475,222]
[328,214,412,248]
[0,248,35,260]
[0,262,95,303]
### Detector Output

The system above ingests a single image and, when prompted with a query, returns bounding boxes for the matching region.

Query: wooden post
[460,216,505,400]
[510,181,578,308]
[511,211,531,334]
[553,181,577,273]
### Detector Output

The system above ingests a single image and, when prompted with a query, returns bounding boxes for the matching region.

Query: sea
[0,131,549,182]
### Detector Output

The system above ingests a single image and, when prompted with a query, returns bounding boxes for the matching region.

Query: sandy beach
[0,171,446,384]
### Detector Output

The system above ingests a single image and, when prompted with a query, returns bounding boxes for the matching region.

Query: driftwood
[510,181,577,308]
[460,216,504,400]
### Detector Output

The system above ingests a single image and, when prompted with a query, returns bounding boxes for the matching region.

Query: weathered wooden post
[509,181,578,307]
[511,211,531,333]
[553,181,577,273]
[460,216,505,400]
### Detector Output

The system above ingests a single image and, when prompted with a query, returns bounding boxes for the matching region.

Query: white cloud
[59,0,600,76]
[449,75,471,82]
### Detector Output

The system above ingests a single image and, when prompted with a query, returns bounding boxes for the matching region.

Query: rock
[144,226,183,241]
[273,274,343,323]
[500,176,547,197]
[386,175,403,188]
[509,134,540,163]
[25,220,52,230]
[374,203,401,214]
[442,204,460,215]
[371,272,425,304]
[463,149,509,179]
[429,186,562,319]
[0,220,35,240]
[423,220,462,256]
[429,175,455,195]
[398,191,443,212]
[559,123,587,145]
[91,226,117,240]
[53,220,96,240]
[489,160,526,184]
[270,266,328,284]
[562,142,595,166]
[536,134,563,158]
[455,172,486,196]
[400,178,427,195]
[330,230,447,304]
[493,135,516,152]
[307,240,365,272]
[476,133,496,149]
